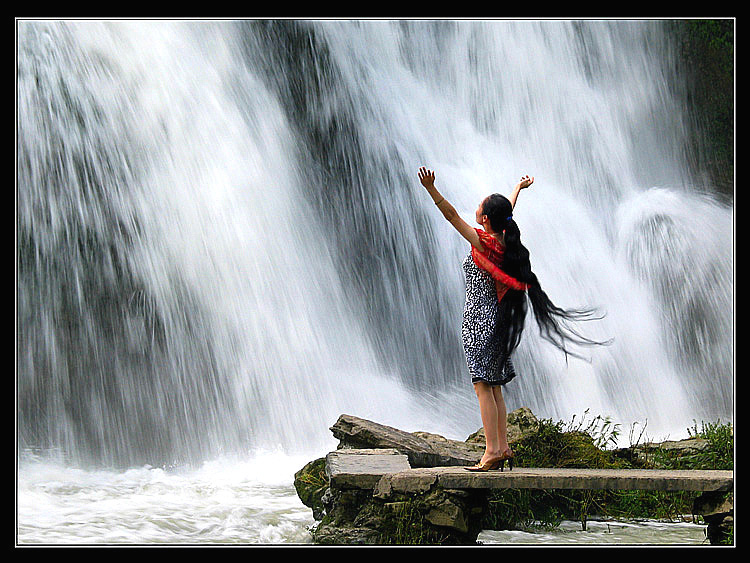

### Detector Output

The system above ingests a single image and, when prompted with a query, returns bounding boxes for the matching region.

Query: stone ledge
[327,454,733,494]
[326,449,411,489]
[430,466,734,492]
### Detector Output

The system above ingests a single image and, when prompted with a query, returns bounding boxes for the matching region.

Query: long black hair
[482,193,610,361]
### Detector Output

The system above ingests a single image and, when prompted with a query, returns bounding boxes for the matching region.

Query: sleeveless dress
[462,229,526,387]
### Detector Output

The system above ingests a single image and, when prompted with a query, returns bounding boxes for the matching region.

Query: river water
[17,451,709,545]
[17,19,732,545]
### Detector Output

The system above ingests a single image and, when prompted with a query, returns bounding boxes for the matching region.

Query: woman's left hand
[518,175,534,189]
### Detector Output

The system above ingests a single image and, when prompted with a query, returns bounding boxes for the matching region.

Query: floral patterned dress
[461,229,528,386]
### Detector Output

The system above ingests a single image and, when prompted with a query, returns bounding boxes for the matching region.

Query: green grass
[483,412,733,531]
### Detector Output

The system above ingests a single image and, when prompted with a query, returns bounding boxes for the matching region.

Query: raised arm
[508,174,534,209]
[418,167,484,251]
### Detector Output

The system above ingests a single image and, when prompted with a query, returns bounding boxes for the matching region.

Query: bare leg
[473,381,502,463]
[491,385,510,453]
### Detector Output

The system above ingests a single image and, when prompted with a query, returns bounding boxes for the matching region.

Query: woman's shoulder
[475,228,505,250]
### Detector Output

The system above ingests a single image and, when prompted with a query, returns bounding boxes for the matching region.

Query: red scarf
[471,228,532,302]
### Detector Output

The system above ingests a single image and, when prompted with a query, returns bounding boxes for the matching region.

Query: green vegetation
[511,409,628,471]
[686,419,734,470]
[483,413,733,532]
[376,496,453,545]
[670,19,734,196]
[293,457,328,520]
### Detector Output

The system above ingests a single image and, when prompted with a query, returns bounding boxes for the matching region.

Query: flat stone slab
[326,449,411,489]
[430,467,734,492]
[326,450,733,494]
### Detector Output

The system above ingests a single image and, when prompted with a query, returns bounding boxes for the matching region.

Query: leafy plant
[564,409,621,451]
[687,419,734,470]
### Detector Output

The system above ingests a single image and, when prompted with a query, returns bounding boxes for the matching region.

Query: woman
[417,167,608,472]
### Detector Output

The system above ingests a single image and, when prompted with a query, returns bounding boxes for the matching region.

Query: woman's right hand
[418,167,436,189]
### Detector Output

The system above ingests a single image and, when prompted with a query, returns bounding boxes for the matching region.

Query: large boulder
[330,414,484,467]
[613,436,712,468]
[465,406,540,446]
[314,449,488,545]
[329,408,541,468]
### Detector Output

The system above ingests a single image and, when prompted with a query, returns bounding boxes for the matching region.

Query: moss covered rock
[293,457,328,520]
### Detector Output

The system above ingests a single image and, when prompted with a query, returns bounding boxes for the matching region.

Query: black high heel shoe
[497,448,515,472]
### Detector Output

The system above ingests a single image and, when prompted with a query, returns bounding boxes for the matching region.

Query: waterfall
[17,20,733,468]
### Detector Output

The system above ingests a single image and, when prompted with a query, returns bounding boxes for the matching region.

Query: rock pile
[295,408,538,544]
[293,410,732,545]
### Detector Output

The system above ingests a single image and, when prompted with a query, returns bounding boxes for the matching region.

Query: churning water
[17,20,732,544]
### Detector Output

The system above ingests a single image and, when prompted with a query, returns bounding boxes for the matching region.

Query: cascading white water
[17,20,732,470]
